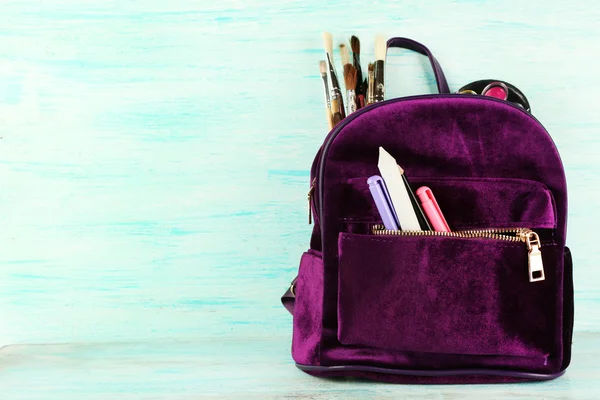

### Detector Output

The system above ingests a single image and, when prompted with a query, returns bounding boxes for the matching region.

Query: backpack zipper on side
[371,225,545,283]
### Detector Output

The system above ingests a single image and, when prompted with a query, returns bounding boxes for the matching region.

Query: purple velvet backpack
[282,37,573,383]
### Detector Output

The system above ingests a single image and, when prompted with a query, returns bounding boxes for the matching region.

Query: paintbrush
[350,35,363,107]
[323,32,345,124]
[367,63,375,105]
[343,64,357,115]
[360,78,367,108]
[319,60,334,130]
[340,44,357,115]
[373,35,387,102]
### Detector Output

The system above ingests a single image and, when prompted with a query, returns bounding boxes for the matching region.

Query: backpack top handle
[386,37,450,94]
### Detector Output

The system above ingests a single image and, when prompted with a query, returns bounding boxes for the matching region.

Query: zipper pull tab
[521,230,545,283]
[308,179,316,224]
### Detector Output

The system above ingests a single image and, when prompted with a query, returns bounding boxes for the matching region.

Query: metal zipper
[314,94,565,234]
[371,225,545,283]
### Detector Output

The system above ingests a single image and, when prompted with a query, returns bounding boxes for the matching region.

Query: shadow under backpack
[281,37,573,383]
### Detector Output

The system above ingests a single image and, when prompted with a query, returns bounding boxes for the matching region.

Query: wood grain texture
[0,0,598,397]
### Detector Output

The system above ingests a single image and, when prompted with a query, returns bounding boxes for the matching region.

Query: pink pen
[416,186,450,232]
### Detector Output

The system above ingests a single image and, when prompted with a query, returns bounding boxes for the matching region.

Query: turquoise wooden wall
[0,0,598,397]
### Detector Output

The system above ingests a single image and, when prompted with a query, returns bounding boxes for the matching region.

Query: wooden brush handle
[330,93,346,121]
[326,108,333,130]
[332,112,343,127]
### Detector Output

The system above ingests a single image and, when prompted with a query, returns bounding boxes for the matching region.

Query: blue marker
[367,175,400,230]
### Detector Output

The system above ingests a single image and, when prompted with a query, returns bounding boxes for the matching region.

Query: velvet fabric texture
[338,233,556,359]
[291,250,323,366]
[288,94,572,383]
[297,367,565,384]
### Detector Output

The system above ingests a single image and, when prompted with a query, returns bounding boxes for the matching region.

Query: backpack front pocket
[337,231,558,358]
[339,176,557,230]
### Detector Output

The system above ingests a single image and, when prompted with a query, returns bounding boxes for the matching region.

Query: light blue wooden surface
[0,0,599,398]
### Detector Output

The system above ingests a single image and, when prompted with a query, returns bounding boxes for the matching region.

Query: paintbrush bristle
[323,32,333,57]
[319,60,327,75]
[375,35,387,61]
[340,44,350,66]
[368,63,374,72]
[343,64,357,90]
[350,35,360,55]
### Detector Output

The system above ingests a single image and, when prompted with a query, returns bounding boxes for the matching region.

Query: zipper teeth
[371,225,527,242]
